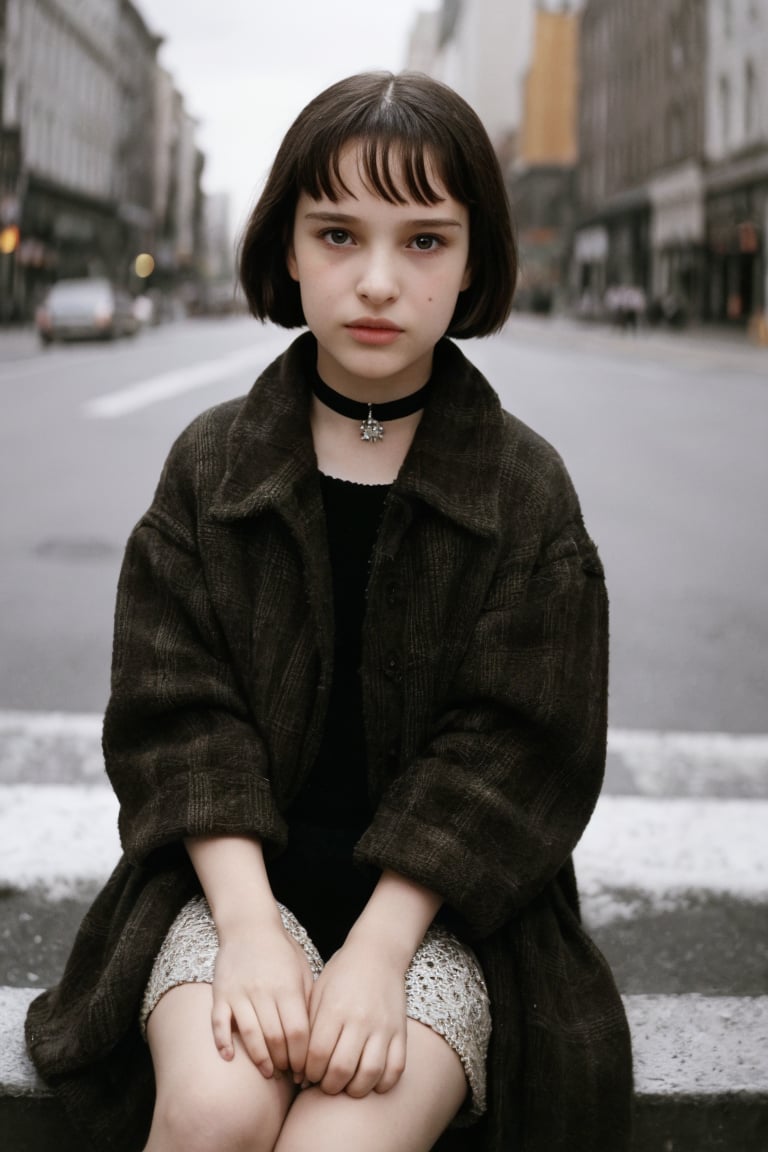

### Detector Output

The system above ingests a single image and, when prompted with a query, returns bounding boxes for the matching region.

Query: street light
[0,226,20,255]
[134,252,155,278]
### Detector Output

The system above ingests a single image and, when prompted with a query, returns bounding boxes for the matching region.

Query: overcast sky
[134,1,437,241]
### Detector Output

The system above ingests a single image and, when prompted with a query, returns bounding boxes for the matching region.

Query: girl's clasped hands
[211,914,408,1098]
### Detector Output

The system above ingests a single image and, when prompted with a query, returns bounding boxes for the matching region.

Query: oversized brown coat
[26,333,632,1151]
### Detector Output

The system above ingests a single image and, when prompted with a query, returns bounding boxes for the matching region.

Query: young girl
[26,72,632,1152]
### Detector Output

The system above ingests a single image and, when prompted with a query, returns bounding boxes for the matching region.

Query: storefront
[705,153,768,325]
[573,225,608,314]
[648,161,705,319]
[507,165,577,311]
[17,175,122,319]
[574,187,651,315]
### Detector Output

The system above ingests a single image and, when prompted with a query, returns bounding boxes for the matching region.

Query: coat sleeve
[355,494,608,940]
[103,428,286,868]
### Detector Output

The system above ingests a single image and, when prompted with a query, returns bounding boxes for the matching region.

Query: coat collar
[210,332,505,538]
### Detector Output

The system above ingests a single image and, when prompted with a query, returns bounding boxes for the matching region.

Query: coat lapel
[210,332,506,542]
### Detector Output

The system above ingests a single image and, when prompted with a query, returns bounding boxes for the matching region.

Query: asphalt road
[1,313,767,733]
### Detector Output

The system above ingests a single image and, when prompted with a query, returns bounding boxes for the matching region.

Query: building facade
[408,1,584,308]
[114,0,161,278]
[1,0,122,316]
[575,0,706,318]
[408,0,538,158]
[704,0,768,324]
[0,0,206,322]
[509,4,581,310]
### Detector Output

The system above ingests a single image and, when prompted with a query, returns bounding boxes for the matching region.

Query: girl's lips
[345,320,404,346]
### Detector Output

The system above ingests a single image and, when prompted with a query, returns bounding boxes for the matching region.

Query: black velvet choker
[310,366,432,444]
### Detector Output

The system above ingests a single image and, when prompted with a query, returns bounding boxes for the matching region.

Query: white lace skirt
[140,895,491,1121]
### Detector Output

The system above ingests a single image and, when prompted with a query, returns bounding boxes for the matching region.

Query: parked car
[35,278,139,345]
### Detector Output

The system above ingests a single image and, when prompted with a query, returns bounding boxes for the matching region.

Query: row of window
[26,107,113,197]
[721,0,761,39]
[580,99,699,203]
[716,62,761,151]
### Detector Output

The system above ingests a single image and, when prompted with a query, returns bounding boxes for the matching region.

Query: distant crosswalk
[1,710,767,1108]
[1,710,766,910]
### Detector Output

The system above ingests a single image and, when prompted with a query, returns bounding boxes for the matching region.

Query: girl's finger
[210,995,234,1061]
[304,1016,342,1088]
[277,998,311,1083]
[375,1030,407,1094]
[344,1034,389,1098]
[230,999,275,1077]
[318,1027,363,1096]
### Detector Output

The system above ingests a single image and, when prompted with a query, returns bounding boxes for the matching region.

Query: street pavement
[0,708,766,1145]
[1,313,767,1145]
[0,712,766,995]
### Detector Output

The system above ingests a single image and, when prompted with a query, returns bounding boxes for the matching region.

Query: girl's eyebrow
[303,210,464,229]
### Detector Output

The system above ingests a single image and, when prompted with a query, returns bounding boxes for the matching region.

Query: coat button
[386,581,398,606]
[385,653,402,680]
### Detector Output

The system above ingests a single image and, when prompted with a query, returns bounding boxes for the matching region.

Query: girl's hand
[211,915,314,1084]
[304,935,407,1097]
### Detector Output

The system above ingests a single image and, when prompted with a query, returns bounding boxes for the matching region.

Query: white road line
[0,710,103,733]
[575,796,768,924]
[82,339,289,418]
[608,727,768,796]
[1,784,766,917]
[0,710,104,784]
[0,785,119,898]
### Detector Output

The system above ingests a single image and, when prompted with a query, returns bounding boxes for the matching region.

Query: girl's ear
[287,243,299,282]
[460,262,472,292]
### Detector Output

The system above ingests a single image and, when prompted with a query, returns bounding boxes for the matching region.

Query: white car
[36,279,139,345]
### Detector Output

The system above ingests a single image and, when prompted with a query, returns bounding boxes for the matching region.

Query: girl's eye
[409,234,442,252]
[322,229,352,246]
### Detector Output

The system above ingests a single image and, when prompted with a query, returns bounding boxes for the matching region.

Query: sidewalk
[501,311,768,372]
[1,712,767,1150]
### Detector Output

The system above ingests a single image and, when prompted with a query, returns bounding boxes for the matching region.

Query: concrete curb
[3,988,768,1150]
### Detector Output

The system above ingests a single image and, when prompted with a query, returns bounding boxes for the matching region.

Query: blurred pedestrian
[26,71,631,1152]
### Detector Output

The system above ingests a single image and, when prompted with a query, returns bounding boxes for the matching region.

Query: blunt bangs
[297,114,473,212]
[239,72,517,337]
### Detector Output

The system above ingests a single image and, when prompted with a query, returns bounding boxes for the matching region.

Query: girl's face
[287,143,471,397]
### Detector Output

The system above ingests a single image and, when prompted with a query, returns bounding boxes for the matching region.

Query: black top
[267,473,390,957]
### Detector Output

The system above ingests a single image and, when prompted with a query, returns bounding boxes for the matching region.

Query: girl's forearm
[346,869,442,972]
[185,835,282,938]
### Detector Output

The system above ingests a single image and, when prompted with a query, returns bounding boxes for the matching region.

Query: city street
[1,312,766,731]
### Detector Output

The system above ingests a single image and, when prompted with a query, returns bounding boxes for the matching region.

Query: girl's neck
[310,399,422,485]
[315,347,433,405]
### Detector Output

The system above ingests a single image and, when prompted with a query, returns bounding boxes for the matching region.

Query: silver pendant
[360,405,384,443]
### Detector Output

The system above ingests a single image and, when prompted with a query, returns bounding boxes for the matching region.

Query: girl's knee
[149,1078,290,1152]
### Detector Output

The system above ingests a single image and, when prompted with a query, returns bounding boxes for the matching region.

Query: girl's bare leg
[273,1019,469,1152]
[144,983,295,1152]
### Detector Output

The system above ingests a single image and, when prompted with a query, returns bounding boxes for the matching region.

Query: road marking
[82,338,289,418]
[607,727,768,797]
[0,348,128,381]
[1,783,765,921]
[575,795,768,924]
[2,712,767,917]
[0,785,119,898]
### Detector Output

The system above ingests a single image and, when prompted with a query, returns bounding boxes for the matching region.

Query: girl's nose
[356,251,399,304]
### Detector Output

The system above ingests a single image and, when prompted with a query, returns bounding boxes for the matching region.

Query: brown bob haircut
[239,71,517,339]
